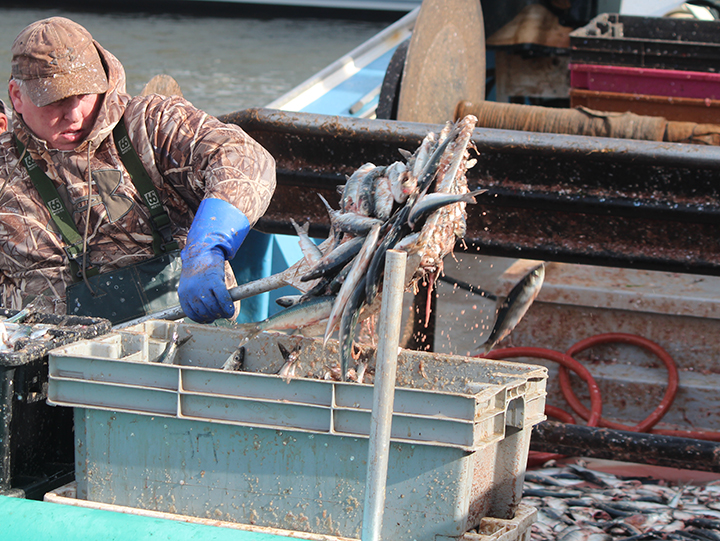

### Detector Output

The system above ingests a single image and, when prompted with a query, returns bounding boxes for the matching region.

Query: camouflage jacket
[0,42,276,315]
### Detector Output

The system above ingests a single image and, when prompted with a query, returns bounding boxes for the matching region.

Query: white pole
[361,249,407,541]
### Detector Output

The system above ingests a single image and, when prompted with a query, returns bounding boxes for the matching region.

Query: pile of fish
[523,462,720,541]
[0,309,51,352]
[226,114,483,377]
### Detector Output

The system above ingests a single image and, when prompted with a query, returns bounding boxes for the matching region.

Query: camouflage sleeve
[124,95,276,225]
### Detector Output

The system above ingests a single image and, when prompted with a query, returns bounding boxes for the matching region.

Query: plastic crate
[570,63,720,100]
[570,13,720,73]
[48,320,547,540]
[44,481,537,541]
[0,309,111,499]
[569,87,720,124]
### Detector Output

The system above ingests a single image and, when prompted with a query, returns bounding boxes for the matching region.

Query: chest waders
[17,119,182,325]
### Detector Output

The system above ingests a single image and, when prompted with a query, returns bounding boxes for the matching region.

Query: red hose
[545,405,576,424]
[560,333,679,433]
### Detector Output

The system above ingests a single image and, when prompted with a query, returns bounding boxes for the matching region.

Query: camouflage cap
[11,17,109,107]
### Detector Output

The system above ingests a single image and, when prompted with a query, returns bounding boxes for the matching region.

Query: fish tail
[339,277,367,381]
[232,322,262,349]
[462,188,487,204]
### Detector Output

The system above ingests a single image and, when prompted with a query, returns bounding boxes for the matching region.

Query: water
[0,6,394,116]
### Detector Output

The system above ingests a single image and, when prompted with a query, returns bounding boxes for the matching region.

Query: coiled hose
[477,333,720,466]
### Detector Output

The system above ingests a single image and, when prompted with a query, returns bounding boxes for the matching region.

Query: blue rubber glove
[178,198,250,323]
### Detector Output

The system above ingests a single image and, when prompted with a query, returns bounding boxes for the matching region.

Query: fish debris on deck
[522,461,720,541]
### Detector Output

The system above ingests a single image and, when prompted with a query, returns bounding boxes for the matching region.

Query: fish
[277,342,302,383]
[222,346,245,371]
[340,162,376,213]
[318,194,383,237]
[365,203,412,305]
[477,263,545,354]
[386,160,410,204]
[275,295,303,308]
[372,172,395,221]
[355,165,386,218]
[290,218,323,266]
[300,235,365,282]
[407,188,486,229]
[338,275,367,379]
[323,223,381,345]
[151,327,192,365]
[226,294,336,355]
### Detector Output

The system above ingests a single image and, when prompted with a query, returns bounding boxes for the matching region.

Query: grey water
[0,6,394,116]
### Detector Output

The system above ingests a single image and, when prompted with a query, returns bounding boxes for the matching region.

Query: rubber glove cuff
[179,198,250,323]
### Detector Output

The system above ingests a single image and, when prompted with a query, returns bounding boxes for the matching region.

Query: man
[0,17,276,324]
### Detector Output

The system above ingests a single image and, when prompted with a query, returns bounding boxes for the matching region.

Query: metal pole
[113,272,290,329]
[361,249,407,541]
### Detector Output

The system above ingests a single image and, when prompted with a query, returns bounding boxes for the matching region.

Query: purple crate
[571,63,720,100]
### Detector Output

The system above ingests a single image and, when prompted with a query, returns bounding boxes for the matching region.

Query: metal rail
[220,107,720,275]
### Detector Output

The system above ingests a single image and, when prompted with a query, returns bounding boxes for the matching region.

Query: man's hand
[178,198,249,323]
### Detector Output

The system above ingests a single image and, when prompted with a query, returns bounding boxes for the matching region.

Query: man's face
[8,80,102,150]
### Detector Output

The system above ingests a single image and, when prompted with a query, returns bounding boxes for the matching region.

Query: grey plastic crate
[0,309,110,499]
[48,320,547,540]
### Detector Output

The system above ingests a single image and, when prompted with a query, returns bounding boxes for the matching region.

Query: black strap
[112,118,179,253]
[16,137,98,278]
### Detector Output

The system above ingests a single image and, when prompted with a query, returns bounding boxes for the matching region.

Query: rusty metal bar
[531,421,720,472]
[220,108,720,275]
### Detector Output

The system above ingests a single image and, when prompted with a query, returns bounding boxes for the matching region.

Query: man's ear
[0,114,7,132]
[8,80,25,115]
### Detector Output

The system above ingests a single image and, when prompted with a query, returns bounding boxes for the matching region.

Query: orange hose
[560,333,679,432]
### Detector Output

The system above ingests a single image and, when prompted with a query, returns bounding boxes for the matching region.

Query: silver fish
[275,295,303,308]
[277,342,302,383]
[386,160,410,204]
[338,275,367,379]
[318,193,383,236]
[227,294,336,353]
[151,327,192,365]
[290,218,322,266]
[341,162,376,213]
[222,346,245,371]
[407,188,486,229]
[323,223,381,345]
[372,173,394,221]
[478,263,545,354]
[356,165,386,218]
[301,235,365,282]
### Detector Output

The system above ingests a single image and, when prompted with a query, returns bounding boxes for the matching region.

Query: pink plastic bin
[570,63,720,100]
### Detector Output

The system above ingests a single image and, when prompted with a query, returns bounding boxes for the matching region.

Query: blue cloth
[178,198,250,323]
